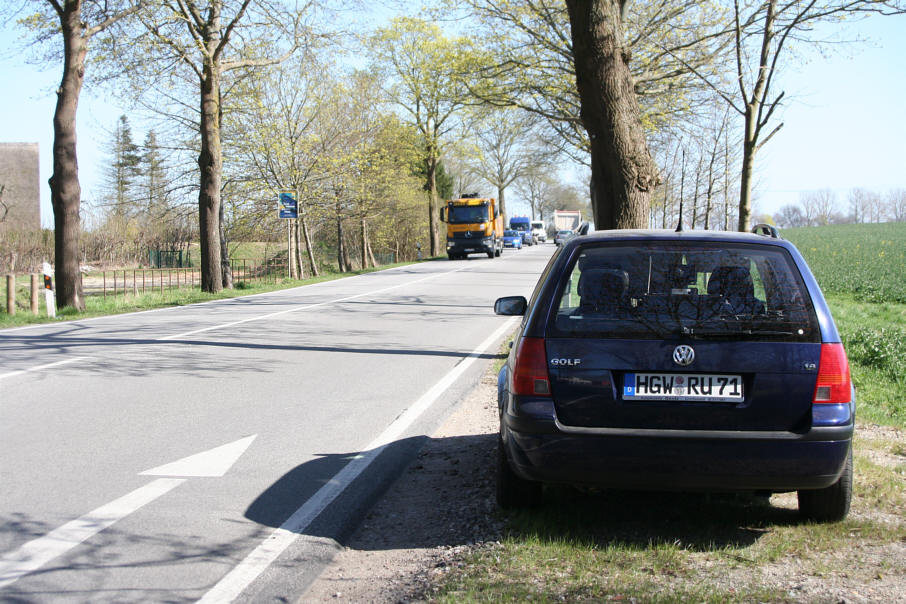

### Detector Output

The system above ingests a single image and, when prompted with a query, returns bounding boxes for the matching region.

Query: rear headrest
[707,265,754,298]
[578,268,629,305]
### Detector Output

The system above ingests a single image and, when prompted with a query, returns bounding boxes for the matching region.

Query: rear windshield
[549,242,819,342]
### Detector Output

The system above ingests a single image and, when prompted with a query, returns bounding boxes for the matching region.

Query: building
[0,143,41,233]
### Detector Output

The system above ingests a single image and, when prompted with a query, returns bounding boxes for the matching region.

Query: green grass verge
[433,437,906,603]
[0,259,434,329]
[827,294,906,427]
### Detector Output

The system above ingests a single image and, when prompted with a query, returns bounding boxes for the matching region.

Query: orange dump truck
[439,195,504,260]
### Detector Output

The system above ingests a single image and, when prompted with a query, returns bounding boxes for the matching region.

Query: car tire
[798,446,852,522]
[496,435,542,508]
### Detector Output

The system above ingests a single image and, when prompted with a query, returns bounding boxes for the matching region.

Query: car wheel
[496,435,542,508]
[798,446,852,522]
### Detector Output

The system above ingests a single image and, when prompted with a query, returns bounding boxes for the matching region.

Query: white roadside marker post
[42,262,56,318]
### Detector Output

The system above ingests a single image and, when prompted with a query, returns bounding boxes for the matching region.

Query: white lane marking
[158,267,467,341]
[0,357,88,382]
[197,316,518,604]
[141,435,257,477]
[0,478,186,589]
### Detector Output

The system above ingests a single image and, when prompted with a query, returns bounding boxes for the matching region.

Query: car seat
[577,268,630,316]
[707,265,765,315]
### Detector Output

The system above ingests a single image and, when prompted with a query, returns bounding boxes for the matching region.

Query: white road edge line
[158,267,467,341]
[0,478,186,589]
[0,357,88,382]
[197,316,518,604]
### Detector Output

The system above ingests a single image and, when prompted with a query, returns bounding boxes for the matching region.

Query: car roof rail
[751,223,781,239]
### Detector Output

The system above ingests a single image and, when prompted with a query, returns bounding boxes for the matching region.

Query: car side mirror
[494,296,527,316]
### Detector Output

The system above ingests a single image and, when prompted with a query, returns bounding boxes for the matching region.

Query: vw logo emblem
[673,345,695,366]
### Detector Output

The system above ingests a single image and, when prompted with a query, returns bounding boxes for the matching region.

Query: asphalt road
[0,243,554,603]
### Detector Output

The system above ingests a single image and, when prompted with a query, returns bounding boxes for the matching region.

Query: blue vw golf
[494,226,854,521]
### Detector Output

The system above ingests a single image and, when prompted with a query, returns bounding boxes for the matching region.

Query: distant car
[531,221,547,242]
[554,230,574,246]
[521,231,535,246]
[493,225,854,522]
[502,229,523,249]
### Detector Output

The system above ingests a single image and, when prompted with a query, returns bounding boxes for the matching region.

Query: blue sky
[1,11,904,227]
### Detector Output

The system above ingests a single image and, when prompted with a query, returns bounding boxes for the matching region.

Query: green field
[784,222,906,304]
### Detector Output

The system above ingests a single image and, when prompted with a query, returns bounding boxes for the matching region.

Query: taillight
[813,343,852,404]
[512,337,551,396]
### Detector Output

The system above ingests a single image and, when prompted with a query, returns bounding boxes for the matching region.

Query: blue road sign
[278,191,298,219]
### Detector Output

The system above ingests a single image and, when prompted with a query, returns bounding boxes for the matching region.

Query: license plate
[623,373,743,402]
[463,248,475,252]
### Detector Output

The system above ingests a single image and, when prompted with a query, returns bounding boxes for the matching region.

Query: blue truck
[509,216,533,245]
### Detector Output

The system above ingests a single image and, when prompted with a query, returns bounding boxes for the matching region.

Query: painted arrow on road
[0,435,257,590]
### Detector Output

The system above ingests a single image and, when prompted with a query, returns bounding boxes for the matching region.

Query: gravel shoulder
[301,366,503,603]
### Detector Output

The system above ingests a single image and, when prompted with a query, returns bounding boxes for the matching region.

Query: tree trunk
[738,107,757,232]
[565,0,658,230]
[49,1,87,311]
[660,176,669,229]
[367,239,377,268]
[691,158,701,229]
[300,207,318,277]
[724,138,732,231]
[426,155,439,256]
[198,56,223,292]
[336,198,349,272]
[497,185,506,223]
[360,217,368,269]
[219,193,232,288]
[704,158,716,231]
[293,218,304,279]
[342,231,352,272]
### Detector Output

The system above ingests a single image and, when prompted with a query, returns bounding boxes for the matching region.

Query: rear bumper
[447,238,494,254]
[502,410,853,492]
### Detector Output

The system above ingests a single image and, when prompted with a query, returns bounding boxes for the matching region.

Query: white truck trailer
[553,210,582,232]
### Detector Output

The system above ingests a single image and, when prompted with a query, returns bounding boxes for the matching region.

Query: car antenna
[675,215,684,232]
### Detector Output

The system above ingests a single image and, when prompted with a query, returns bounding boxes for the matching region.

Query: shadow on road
[244,431,801,556]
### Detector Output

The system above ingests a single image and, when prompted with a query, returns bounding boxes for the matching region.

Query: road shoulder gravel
[301,363,503,603]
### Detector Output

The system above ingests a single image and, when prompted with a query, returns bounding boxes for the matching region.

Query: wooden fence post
[6,274,14,315]
[31,273,39,315]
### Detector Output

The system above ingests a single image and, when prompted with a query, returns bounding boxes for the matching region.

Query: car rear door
[544,240,822,433]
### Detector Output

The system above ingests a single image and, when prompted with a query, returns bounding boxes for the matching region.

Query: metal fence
[230,259,289,285]
[81,260,291,298]
[82,268,199,298]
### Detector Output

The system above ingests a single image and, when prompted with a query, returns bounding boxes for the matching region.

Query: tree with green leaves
[104,115,142,216]
[13,0,146,310]
[370,16,475,256]
[131,0,317,292]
